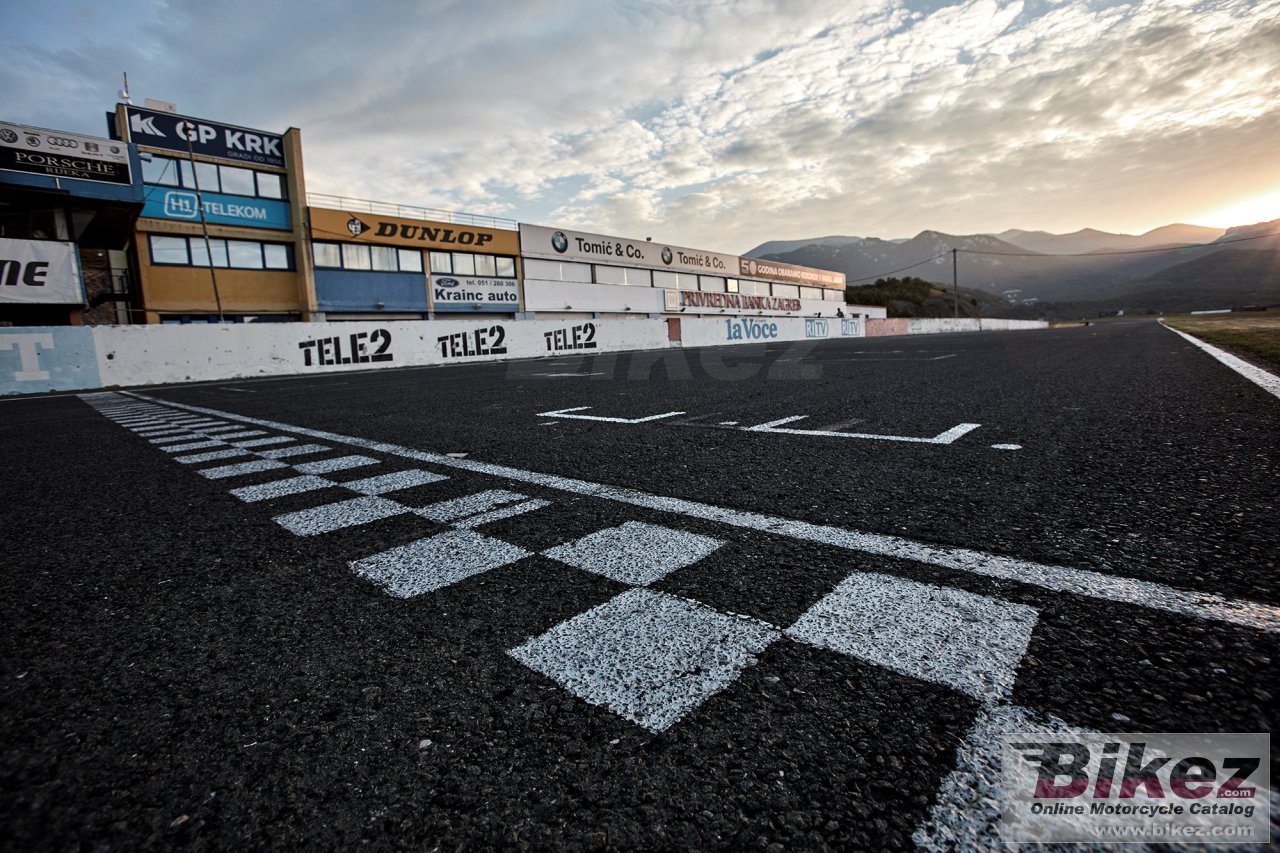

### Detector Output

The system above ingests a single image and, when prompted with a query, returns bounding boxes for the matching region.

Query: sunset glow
[1192,189,1280,230]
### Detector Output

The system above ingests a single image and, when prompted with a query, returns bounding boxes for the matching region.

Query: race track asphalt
[1,318,1275,850]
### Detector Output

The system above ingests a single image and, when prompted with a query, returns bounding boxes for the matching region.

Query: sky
[2,0,1278,254]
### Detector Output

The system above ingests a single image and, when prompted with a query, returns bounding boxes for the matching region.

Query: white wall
[679,315,864,348]
[0,314,1045,396]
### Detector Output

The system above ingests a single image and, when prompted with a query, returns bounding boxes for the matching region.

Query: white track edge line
[1161,320,1280,400]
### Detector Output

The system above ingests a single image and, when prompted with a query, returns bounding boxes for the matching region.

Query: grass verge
[1162,314,1280,371]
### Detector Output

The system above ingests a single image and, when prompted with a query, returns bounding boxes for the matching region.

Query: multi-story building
[0,120,144,326]
[111,104,315,324]
[307,200,522,321]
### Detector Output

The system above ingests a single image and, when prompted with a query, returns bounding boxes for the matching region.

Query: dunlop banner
[309,208,520,255]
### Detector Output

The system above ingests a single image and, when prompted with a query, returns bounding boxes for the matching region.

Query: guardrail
[306,194,518,231]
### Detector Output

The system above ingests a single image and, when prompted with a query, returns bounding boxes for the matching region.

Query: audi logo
[46,137,80,149]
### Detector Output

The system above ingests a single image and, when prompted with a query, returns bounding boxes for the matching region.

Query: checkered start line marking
[82,392,1043,733]
[80,391,1280,848]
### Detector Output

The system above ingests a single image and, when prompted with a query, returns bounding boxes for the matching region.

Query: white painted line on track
[537,406,687,423]
[744,415,982,445]
[544,521,725,586]
[161,440,225,453]
[913,703,1085,850]
[991,443,1022,451]
[294,455,379,474]
[119,392,1280,633]
[414,489,527,523]
[256,443,330,459]
[199,424,260,434]
[149,435,197,444]
[509,588,780,733]
[342,469,449,495]
[230,436,296,448]
[229,475,336,503]
[454,498,552,529]
[214,430,268,441]
[173,448,252,464]
[350,530,531,598]
[1161,321,1280,400]
[197,459,289,479]
[273,496,408,536]
[786,573,1038,703]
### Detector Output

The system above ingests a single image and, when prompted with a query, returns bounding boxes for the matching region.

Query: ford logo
[437,277,460,288]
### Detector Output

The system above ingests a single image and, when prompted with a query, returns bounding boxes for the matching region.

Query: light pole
[952,248,959,319]
[182,122,224,322]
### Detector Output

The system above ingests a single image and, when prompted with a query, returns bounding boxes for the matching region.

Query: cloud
[3,0,1278,251]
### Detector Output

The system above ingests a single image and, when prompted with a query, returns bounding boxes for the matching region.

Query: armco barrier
[1,314,1043,396]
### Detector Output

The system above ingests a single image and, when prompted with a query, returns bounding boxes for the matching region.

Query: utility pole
[184,124,224,322]
[952,248,959,319]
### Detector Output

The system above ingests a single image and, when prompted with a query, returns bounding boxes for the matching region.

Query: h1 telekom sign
[520,224,738,278]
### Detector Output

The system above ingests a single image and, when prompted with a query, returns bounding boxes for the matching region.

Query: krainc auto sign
[0,121,132,185]
[124,106,285,168]
[0,238,84,304]
[520,224,738,277]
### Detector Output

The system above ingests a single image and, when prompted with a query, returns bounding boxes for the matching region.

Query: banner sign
[520,224,738,277]
[677,289,801,312]
[739,256,845,287]
[0,238,84,304]
[0,121,131,185]
[143,188,291,230]
[124,106,285,168]
[310,208,520,255]
[431,275,520,312]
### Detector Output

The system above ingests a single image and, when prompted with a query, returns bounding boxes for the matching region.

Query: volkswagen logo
[0,129,16,144]
[551,231,568,253]
[47,136,79,149]
[661,246,673,265]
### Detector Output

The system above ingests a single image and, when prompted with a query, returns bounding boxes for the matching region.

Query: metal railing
[306,193,518,231]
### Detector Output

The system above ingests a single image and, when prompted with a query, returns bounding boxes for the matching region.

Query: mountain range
[746,219,1280,313]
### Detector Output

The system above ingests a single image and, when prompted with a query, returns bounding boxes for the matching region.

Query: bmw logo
[551,231,568,253]
[661,247,673,265]
[437,277,460,288]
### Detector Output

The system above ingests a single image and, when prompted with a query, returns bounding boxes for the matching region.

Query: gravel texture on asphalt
[1,319,1275,850]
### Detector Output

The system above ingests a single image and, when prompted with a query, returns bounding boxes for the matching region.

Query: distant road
[3,319,1276,849]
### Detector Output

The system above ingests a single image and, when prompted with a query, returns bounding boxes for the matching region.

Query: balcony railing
[306,193,518,231]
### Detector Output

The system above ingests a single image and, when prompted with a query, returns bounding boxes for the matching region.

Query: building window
[726,278,739,293]
[150,235,295,270]
[142,155,288,200]
[398,249,423,273]
[430,251,518,278]
[773,283,800,300]
[430,252,452,274]
[370,246,399,272]
[314,241,427,273]
[312,242,341,268]
[149,235,190,264]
